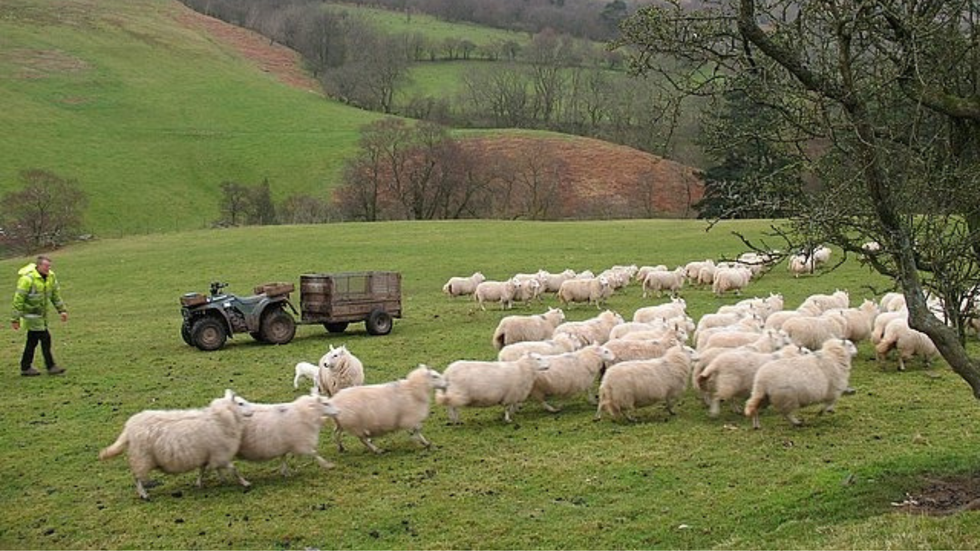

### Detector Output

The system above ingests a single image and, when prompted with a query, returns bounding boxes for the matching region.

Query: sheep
[552,310,624,345]
[329,365,447,454]
[879,292,906,312]
[696,312,753,340]
[594,345,695,422]
[474,279,522,311]
[734,293,785,319]
[237,389,340,475]
[512,273,545,304]
[98,389,254,500]
[540,269,576,293]
[862,241,881,253]
[712,266,752,296]
[691,329,792,391]
[763,309,804,332]
[699,324,774,352]
[695,317,764,350]
[492,307,566,350]
[530,345,616,412]
[788,254,814,277]
[874,318,939,371]
[293,361,320,389]
[697,264,717,286]
[436,354,550,424]
[604,335,685,364]
[642,267,686,298]
[696,345,806,418]
[684,260,714,283]
[633,298,687,323]
[600,268,632,291]
[317,344,365,397]
[609,320,673,341]
[872,308,908,345]
[575,270,595,279]
[557,276,612,309]
[498,333,584,361]
[636,265,668,283]
[799,290,850,314]
[780,312,848,350]
[836,299,879,343]
[442,272,486,297]
[813,245,832,266]
[744,339,858,429]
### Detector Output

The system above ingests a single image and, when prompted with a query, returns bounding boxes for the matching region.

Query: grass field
[0,0,380,236]
[1,219,979,549]
[329,2,532,49]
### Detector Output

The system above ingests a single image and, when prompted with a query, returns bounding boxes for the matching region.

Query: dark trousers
[21,329,56,371]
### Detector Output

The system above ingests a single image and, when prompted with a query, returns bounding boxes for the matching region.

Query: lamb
[293,361,320,389]
[862,241,882,253]
[442,272,486,297]
[317,344,365,397]
[498,334,583,361]
[237,389,340,475]
[330,365,448,453]
[492,307,566,349]
[633,298,687,323]
[744,339,857,429]
[594,345,695,422]
[696,345,805,418]
[557,276,612,309]
[712,266,753,296]
[552,309,624,345]
[530,345,616,412]
[474,279,522,311]
[780,312,848,350]
[642,267,686,298]
[436,354,550,423]
[98,389,254,500]
[874,318,939,371]
[836,299,879,343]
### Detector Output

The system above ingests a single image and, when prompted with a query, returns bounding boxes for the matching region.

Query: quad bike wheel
[260,308,296,345]
[180,323,193,346]
[191,317,228,351]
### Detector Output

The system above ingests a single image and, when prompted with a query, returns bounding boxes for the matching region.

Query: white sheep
[733,293,784,319]
[594,345,695,422]
[684,260,714,283]
[540,269,577,293]
[780,312,848,350]
[763,309,804,332]
[871,308,908,345]
[512,274,545,304]
[317,344,365,397]
[712,266,752,296]
[696,345,805,418]
[695,317,764,350]
[836,299,879,343]
[633,298,687,323]
[330,365,447,454]
[436,354,550,423]
[530,345,616,412]
[552,310,624,345]
[98,389,254,500]
[604,335,685,364]
[237,389,340,475]
[293,361,320,389]
[442,272,487,297]
[813,245,832,266]
[642,267,686,298]
[862,241,881,253]
[695,312,753,340]
[788,254,814,277]
[492,307,566,350]
[799,290,850,314]
[697,264,717,286]
[557,276,612,309]
[636,264,668,283]
[874,318,939,371]
[474,279,522,311]
[879,292,906,312]
[744,339,858,429]
[498,333,584,361]
[609,320,670,341]
[691,329,792,389]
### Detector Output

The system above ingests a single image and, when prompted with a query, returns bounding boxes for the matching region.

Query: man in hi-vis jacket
[11,255,68,376]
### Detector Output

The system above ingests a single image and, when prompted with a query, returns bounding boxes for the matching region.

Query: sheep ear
[225,389,234,400]
[329,344,335,351]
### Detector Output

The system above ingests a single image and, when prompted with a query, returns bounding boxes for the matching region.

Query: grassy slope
[1,220,978,549]
[0,0,379,236]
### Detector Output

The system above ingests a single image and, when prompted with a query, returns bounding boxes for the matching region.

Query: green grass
[1,219,979,549]
[329,2,531,48]
[0,0,380,236]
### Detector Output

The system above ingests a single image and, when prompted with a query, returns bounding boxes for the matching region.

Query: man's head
[36,255,52,276]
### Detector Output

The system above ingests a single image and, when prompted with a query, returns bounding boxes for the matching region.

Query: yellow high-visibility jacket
[11,263,67,331]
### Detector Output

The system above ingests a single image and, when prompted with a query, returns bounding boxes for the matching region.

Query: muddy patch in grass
[891,473,980,516]
[2,49,91,79]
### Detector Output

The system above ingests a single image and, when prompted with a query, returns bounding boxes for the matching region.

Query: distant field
[327,2,532,48]
[1,219,979,549]
[0,0,379,236]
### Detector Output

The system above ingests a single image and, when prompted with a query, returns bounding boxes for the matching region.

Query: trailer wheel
[323,322,349,334]
[260,308,296,345]
[365,309,393,336]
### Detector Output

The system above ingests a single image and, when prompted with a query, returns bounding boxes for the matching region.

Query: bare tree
[217,181,250,226]
[1,169,87,253]
[618,0,980,396]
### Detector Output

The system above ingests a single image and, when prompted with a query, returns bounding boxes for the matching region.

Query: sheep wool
[330,365,448,454]
[498,334,583,362]
[553,310,624,345]
[595,345,694,422]
[744,339,858,429]
[436,354,550,423]
[317,344,365,397]
[98,389,254,500]
[530,345,616,412]
[237,390,340,474]
[442,272,486,297]
[492,307,565,350]
[474,279,521,311]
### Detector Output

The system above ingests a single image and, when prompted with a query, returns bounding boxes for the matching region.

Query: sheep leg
[708,398,721,418]
[750,413,761,430]
[446,406,460,425]
[314,455,335,470]
[664,400,676,416]
[898,355,907,371]
[360,436,385,454]
[196,466,207,488]
[409,428,431,448]
[593,403,603,421]
[228,465,251,488]
[135,478,150,500]
[784,413,803,426]
[540,400,561,413]
[293,374,300,389]
[334,426,347,452]
[279,459,291,477]
[503,405,515,423]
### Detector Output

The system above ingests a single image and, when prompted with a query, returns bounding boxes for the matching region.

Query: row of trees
[214,180,333,227]
[0,170,88,256]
